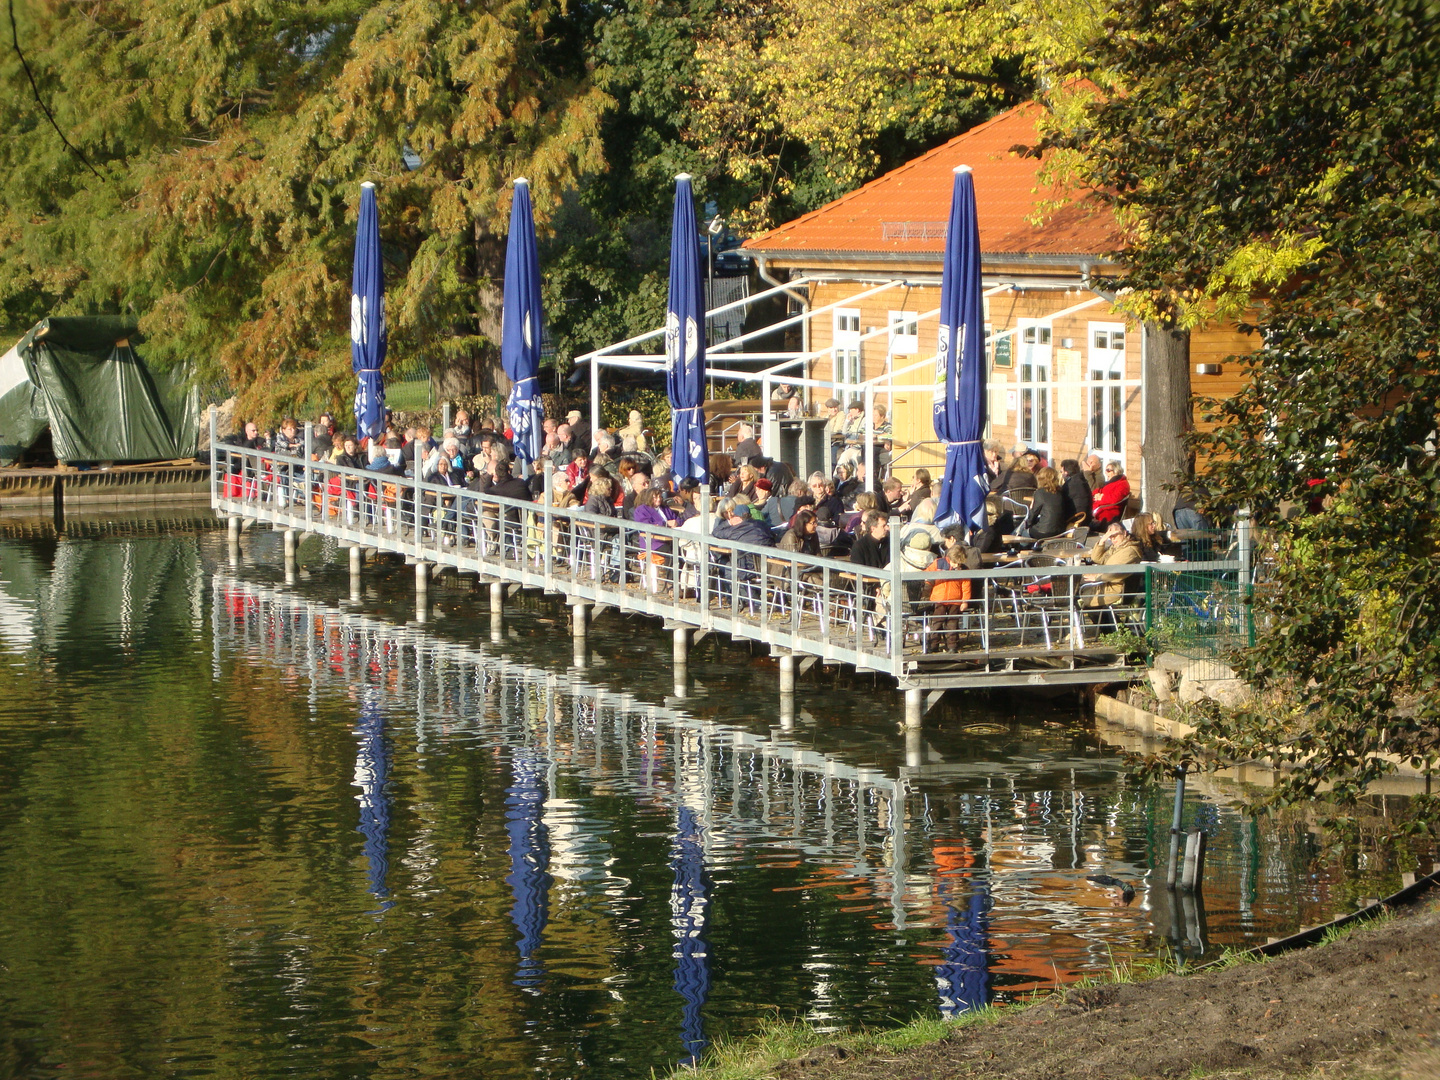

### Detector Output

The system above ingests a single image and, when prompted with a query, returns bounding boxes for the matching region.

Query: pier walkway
[209,428,1246,722]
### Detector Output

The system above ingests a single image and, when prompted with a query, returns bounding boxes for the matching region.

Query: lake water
[0,525,1370,1079]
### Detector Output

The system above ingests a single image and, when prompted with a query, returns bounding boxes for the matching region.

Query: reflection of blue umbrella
[932,166,989,532]
[665,174,710,484]
[501,179,545,469]
[670,804,711,1064]
[353,691,392,910]
[505,748,552,988]
[352,181,387,443]
[934,881,990,1017]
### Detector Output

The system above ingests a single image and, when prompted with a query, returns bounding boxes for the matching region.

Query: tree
[688,0,1035,231]
[0,0,609,419]
[1056,0,1440,819]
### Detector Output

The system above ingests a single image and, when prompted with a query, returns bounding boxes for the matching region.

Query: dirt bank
[783,898,1440,1080]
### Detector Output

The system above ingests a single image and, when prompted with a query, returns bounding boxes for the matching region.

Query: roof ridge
[744,100,1043,248]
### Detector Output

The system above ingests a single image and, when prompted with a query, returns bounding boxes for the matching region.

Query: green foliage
[1053,0,1440,823]
[688,0,1040,231]
[1,0,609,422]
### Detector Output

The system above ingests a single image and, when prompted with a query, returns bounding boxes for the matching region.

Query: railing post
[889,512,903,668]
[414,456,423,556]
[543,459,554,585]
[209,405,219,506]
[303,422,314,532]
[1237,506,1252,583]
[699,483,711,615]
[864,382,875,487]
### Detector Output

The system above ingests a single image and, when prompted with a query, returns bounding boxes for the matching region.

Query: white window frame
[887,310,919,356]
[1087,322,1126,462]
[833,308,863,403]
[1017,319,1052,452]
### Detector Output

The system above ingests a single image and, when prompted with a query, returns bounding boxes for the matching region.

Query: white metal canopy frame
[573,273,1131,483]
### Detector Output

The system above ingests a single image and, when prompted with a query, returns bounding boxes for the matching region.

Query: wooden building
[740,101,1252,506]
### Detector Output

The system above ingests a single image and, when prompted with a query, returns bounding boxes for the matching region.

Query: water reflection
[354,691,393,910]
[0,535,1368,1080]
[670,804,712,1064]
[507,748,551,988]
[935,883,990,1018]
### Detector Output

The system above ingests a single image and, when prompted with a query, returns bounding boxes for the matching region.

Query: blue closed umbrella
[666,175,710,484]
[351,182,387,444]
[669,804,711,1065]
[505,748,552,989]
[932,166,989,532]
[502,178,546,469]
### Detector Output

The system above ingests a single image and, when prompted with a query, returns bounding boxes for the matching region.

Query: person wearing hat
[924,533,977,652]
[821,397,845,471]
[901,530,936,603]
[617,409,648,454]
[752,477,786,529]
[900,497,944,550]
[566,409,592,455]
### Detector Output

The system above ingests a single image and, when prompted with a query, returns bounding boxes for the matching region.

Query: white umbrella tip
[361,180,376,188]
[513,177,529,186]
[954,165,973,175]
[676,172,692,182]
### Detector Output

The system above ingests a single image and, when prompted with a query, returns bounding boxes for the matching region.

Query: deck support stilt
[349,546,362,603]
[778,653,795,694]
[905,727,923,768]
[903,687,923,729]
[673,628,689,698]
[283,530,297,584]
[415,560,429,593]
[571,602,588,639]
[490,580,504,614]
[227,515,241,543]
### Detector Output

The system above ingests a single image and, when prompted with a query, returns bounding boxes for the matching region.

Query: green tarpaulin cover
[0,316,198,463]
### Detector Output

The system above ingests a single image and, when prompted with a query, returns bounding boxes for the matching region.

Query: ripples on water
[0,530,1361,1079]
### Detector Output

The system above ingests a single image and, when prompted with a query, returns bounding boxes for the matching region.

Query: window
[1087,322,1126,459]
[887,310,919,356]
[1017,319,1052,451]
[833,308,862,403]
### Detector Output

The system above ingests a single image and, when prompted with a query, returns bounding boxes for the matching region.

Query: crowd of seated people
[225,403,1200,648]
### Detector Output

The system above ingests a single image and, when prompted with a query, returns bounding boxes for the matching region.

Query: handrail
[211,439,1244,680]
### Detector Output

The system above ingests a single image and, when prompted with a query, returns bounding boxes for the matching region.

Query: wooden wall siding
[800,279,1260,485]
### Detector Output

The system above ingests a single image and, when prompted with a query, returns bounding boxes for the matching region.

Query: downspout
[1081,261,1142,499]
[755,255,811,388]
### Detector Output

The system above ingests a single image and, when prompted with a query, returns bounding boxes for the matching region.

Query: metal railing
[210,431,1246,687]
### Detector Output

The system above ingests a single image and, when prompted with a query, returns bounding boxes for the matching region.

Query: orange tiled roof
[741,101,1121,262]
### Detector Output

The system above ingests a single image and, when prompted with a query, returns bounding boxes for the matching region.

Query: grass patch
[662,1008,1008,1080]
[385,378,432,415]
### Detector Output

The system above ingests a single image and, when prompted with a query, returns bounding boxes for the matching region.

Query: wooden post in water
[1166,763,1188,889]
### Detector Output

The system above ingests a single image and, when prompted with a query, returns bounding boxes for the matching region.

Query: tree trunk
[1142,321,1192,521]
[426,226,510,411]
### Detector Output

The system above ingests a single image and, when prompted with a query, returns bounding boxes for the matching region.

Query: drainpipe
[755,254,811,382]
[1082,260,1141,495]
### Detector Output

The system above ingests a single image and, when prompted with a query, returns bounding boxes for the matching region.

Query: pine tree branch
[8,0,103,180]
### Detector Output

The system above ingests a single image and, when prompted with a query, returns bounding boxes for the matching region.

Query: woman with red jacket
[1090,461,1131,526]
